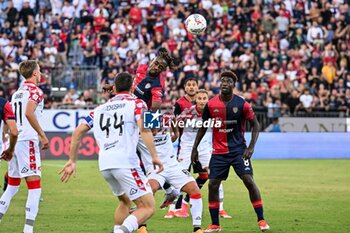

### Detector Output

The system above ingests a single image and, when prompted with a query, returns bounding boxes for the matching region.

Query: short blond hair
[196,89,208,95]
[19,60,38,79]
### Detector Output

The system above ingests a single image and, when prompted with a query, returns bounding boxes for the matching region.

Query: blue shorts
[208,153,253,180]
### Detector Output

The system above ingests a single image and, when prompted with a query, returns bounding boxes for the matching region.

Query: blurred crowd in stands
[0,0,349,116]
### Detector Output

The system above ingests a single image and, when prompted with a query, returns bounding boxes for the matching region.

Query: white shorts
[101,167,152,201]
[147,163,195,191]
[178,147,211,171]
[8,140,41,178]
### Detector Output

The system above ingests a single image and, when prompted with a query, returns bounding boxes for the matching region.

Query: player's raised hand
[39,134,49,150]
[191,148,199,165]
[0,148,14,161]
[59,159,76,183]
[242,147,254,160]
[152,157,164,173]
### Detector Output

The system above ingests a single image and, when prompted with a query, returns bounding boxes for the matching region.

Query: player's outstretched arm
[25,101,48,149]
[0,119,18,161]
[137,119,164,173]
[191,126,207,164]
[242,116,260,160]
[59,123,90,183]
[170,120,179,142]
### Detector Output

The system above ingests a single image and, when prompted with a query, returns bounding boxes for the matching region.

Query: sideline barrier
[246,132,350,159]
[41,132,350,160]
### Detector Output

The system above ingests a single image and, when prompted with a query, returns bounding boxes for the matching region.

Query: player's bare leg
[181,172,208,218]
[114,194,132,226]
[205,179,222,232]
[241,174,270,231]
[181,181,203,233]
[134,179,161,233]
[115,193,155,233]
[23,175,42,233]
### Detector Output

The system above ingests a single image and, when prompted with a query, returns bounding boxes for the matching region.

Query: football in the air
[185,14,207,35]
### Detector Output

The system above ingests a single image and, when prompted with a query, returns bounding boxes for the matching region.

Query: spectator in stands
[300,89,314,112]
[0,0,349,120]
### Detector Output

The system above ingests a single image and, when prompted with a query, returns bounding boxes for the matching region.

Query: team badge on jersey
[233,107,238,113]
[145,83,151,89]
[32,94,38,101]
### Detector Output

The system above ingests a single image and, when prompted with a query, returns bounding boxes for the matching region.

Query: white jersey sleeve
[11,82,44,142]
[178,105,212,154]
[93,95,146,171]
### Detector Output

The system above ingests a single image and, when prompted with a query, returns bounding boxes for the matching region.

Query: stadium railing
[49,65,101,97]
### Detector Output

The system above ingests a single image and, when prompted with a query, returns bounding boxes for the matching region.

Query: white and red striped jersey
[11,81,44,142]
[177,105,212,153]
[87,93,147,171]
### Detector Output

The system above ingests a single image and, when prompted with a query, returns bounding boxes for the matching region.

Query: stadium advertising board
[278,117,350,132]
[41,132,99,160]
[245,132,350,159]
[41,132,350,160]
[42,110,350,132]
[42,110,91,132]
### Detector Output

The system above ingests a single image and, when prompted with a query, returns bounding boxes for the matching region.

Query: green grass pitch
[0,160,349,233]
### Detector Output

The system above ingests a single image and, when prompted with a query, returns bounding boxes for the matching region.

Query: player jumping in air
[192,71,270,232]
[0,60,49,233]
[60,72,163,233]
[103,49,179,212]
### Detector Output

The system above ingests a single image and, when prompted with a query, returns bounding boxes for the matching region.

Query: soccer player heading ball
[191,71,270,232]
[60,72,164,233]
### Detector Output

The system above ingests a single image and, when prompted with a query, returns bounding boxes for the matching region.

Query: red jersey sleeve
[3,101,15,121]
[134,99,147,122]
[151,87,163,104]
[29,87,44,105]
[243,102,255,121]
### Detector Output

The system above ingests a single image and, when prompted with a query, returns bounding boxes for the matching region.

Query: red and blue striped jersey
[202,94,255,155]
[132,64,164,109]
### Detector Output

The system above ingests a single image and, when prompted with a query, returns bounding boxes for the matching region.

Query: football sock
[163,182,173,194]
[114,225,121,230]
[23,219,34,233]
[209,201,220,225]
[219,184,224,211]
[120,214,138,233]
[184,193,190,203]
[167,202,176,213]
[185,173,208,203]
[25,180,41,227]
[190,193,202,227]
[3,173,8,192]
[182,199,188,212]
[252,199,264,221]
[196,173,208,189]
[175,194,183,209]
[0,177,21,216]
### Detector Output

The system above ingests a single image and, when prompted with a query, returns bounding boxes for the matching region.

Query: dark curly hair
[157,48,177,72]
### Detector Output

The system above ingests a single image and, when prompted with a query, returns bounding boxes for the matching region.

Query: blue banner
[246,133,350,159]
